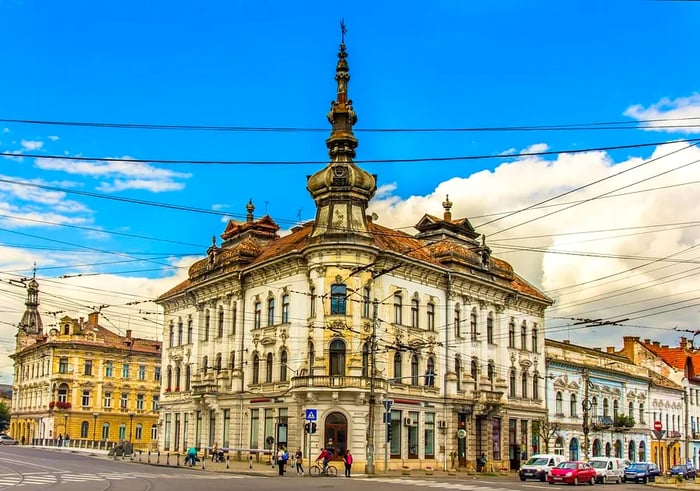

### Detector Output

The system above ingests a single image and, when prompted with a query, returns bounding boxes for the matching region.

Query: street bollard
[176,453,180,466]
[202,456,206,470]
[166,452,170,466]
[147,450,151,464]
[226,455,230,469]
[157,451,161,464]
[249,455,253,469]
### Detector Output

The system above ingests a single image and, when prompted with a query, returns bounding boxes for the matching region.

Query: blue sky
[1,0,700,381]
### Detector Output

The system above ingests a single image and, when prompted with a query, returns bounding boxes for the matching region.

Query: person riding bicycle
[316,447,332,472]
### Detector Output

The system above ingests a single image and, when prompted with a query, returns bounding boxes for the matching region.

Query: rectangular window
[408,410,419,458]
[282,294,290,323]
[59,357,69,374]
[264,409,274,450]
[390,410,402,458]
[394,294,402,324]
[330,284,346,315]
[267,298,275,326]
[250,409,259,449]
[231,304,237,336]
[223,409,231,448]
[427,303,435,331]
[151,424,158,441]
[217,309,224,338]
[152,395,159,411]
[104,392,112,408]
[154,366,161,382]
[310,288,316,318]
[187,319,193,343]
[135,424,143,440]
[105,361,113,377]
[81,390,90,407]
[424,412,435,458]
[84,359,93,376]
[138,365,146,380]
[254,302,261,329]
[122,364,130,379]
[136,394,144,410]
[493,417,502,461]
[164,413,171,451]
[411,299,419,328]
[520,420,528,460]
[120,393,128,409]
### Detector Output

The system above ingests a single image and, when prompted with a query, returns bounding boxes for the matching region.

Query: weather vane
[340,18,347,44]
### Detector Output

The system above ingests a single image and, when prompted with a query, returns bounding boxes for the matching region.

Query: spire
[19,269,43,336]
[325,20,358,164]
[246,199,255,222]
[442,195,453,221]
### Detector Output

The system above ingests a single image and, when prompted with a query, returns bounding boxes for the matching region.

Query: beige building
[9,275,162,450]
[156,38,553,472]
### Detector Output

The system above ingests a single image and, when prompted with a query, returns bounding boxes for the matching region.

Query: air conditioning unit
[438,420,447,429]
[403,417,414,426]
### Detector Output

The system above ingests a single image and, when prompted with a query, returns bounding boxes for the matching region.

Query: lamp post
[92,412,99,447]
[129,413,135,442]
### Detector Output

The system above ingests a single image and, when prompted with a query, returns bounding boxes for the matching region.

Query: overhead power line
[2,138,699,166]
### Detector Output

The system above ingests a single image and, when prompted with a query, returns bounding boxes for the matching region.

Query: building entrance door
[323,412,347,460]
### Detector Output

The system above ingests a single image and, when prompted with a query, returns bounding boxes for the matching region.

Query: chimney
[563,340,570,344]
[88,311,99,327]
[644,339,651,344]
[681,337,687,349]
[126,329,132,339]
[606,347,615,353]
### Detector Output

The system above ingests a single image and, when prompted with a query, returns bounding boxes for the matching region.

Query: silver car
[0,435,18,445]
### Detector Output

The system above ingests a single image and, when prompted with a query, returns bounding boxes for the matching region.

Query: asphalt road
[0,446,658,491]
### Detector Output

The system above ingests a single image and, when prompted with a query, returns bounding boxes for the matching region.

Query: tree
[0,402,10,432]
[532,417,560,453]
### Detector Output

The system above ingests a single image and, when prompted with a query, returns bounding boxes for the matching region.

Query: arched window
[135,423,143,440]
[329,339,346,376]
[310,287,316,317]
[520,321,527,350]
[488,362,495,384]
[455,356,462,391]
[215,353,222,372]
[426,357,435,386]
[532,324,538,352]
[470,308,478,341]
[177,320,183,345]
[265,353,273,383]
[394,293,403,324]
[231,302,237,335]
[454,304,461,337]
[252,354,260,384]
[628,401,634,418]
[282,294,290,323]
[187,318,193,343]
[185,365,191,391]
[603,398,610,417]
[101,422,110,440]
[521,371,529,398]
[427,302,435,331]
[166,366,172,391]
[570,393,578,417]
[80,421,89,438]
[613,399,619,419]
[394,352,403,381]
[509,369,516,397]
[168,322,174,348]
[487,312,494,344]
[229,351,235,371]
[591,397,598,417]
[174,366,181,390]
[362,342,369,377]
[532,371,539,399]
[410,354,419,385]
[556,391,563,414]
[508,319,515,347]
[280,350,288,381]
[330,284,347,315]
[267,298,275,327]
[118,423,127,440]
[217,307,224,337]
[470,358,478,381]
[204,310,210,341]
[639,403,645,423]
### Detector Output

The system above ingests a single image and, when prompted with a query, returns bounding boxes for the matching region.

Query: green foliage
[0,402,9,431]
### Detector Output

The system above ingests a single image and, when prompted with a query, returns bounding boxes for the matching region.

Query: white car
[0,435,18,445]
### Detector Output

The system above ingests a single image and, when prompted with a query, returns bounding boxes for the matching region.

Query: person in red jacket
[316,447,332,472]
[343,449,353,477]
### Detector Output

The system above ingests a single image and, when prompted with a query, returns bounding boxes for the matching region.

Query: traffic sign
[382,399,394,412]
[305,409,317,421]
[653,420,662,431]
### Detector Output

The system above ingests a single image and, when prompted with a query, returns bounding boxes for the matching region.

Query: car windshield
[590,461,607,469]
[628,464,646,471]
[526,458,549,466]
[556,462,577,470]
[671,466,686,471]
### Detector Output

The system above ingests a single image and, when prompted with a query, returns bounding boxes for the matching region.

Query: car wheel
[573,477,579,486]
[590,477,595,485]
[520,476,526,482]
[541,475,547,482]
[642,477,648,484]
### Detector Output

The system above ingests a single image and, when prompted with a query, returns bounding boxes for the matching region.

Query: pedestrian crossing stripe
[355,478,514,491]
[0,471,256,486]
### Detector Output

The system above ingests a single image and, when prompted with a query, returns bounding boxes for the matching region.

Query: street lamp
[92,412,99,446]
[128,413,135,442]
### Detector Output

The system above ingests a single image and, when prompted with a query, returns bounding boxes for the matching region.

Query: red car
[547,461,596,485]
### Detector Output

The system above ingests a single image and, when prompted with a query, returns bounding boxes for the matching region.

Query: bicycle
[309,462,338,477]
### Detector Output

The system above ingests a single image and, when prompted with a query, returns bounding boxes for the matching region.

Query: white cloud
[21,140,44,151]
[370,141,700,349]
[48,136,59,142]
[521,143,549,154]
[625,93,700,133]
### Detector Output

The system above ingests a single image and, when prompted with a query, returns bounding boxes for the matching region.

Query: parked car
[669,464,697,480]
[589,457,625,484]
[0,435,18,445]
[547,461,596,486]
[623,462,661,483]
[519,454,565,482]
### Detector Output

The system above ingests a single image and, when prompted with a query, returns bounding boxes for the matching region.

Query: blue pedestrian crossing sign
[305,409,317,421]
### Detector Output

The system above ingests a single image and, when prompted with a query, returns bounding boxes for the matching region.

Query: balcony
[667,430,682,440]
[292,375,387,391]
[592,416,613,429]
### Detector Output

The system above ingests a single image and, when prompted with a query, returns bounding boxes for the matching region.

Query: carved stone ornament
[326,319,348,332]
[362,320,372,333]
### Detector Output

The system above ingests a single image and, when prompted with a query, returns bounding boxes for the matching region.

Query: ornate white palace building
[155,37,553,472]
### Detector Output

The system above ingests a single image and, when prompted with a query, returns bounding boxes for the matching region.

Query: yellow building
[9,275,162,450]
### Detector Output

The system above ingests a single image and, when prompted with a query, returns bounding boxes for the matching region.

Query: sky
[1,0,700,383]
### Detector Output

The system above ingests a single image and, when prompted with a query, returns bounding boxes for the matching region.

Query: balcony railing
[292,375,387,391]
[592,416,613,428]
[667,430,682,439]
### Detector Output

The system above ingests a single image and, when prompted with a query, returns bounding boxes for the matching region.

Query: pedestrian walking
[343,449,353,477]
[295,448,304,476]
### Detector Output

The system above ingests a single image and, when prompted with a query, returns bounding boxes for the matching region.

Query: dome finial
[442,194,453,221]
[246,199,255,222]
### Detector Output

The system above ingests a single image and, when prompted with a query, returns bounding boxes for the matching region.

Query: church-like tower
[18,271,43,338]
[306,37,377,241]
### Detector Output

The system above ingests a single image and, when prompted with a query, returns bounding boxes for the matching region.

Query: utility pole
[365,298,379,475]
[582,369,590,460]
